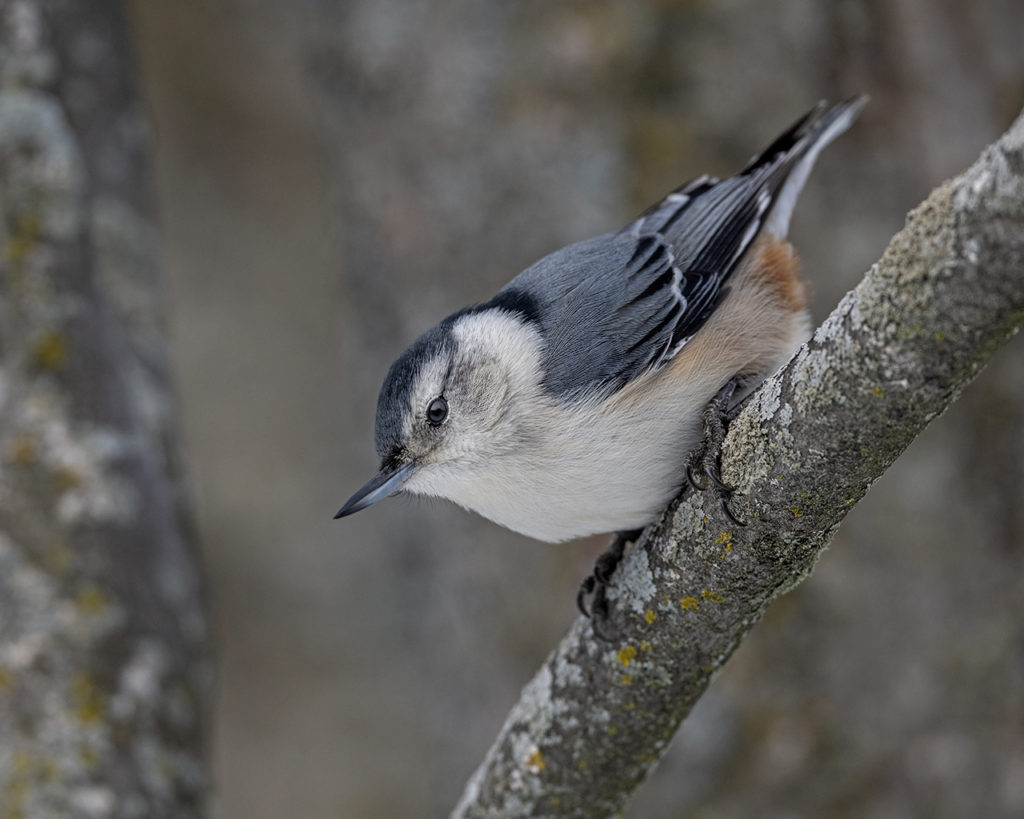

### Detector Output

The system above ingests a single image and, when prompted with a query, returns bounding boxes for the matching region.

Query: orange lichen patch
[679,596,700,611]
[10,434,37,466]
[39,757,60,781]
[617,645,637,666]
[5,213,41,264]
[43,545,73,575]
[525,748,545,773]
[32,330,68,372]
[53,466,83,491]
[74,584,108,616]
[644,609,656,624]
[71,674,105,724]
[749,236,805,311]
[78,744,99,770]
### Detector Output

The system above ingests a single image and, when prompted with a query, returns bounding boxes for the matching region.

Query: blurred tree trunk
[0,2,209,816]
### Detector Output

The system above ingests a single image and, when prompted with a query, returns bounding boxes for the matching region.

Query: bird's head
[335,301,544,519]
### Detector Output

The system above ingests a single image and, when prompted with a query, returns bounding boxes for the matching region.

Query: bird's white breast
[407,334,722,542]
[460,370,717,541]
[402,286,806,542]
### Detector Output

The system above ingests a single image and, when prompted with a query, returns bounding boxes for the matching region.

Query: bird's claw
[576,529,642,640]
[685,377,747,526]
[576,575,597,618]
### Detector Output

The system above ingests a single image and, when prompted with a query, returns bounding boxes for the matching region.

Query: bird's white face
[336,307,546,518]
[399,309,547,496]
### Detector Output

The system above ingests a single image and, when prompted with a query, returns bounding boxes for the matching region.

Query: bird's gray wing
[497,98,865,402]
[498,213,729,401]
[500,174,783,400]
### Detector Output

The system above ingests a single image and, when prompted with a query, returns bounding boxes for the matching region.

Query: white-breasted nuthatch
[337,98,865,550]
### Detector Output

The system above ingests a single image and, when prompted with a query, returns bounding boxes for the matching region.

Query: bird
[336,97,865,618]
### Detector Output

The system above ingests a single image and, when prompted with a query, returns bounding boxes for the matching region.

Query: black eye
[426,397,449,426]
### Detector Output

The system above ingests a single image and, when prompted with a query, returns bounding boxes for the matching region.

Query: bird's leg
[577,528,644,641]
[685,376,746,525]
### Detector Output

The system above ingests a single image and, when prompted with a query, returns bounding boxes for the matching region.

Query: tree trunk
[0,1,209,816]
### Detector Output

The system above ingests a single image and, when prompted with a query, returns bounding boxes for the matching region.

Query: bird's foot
[577,528,644,641]
[685,377,746,526]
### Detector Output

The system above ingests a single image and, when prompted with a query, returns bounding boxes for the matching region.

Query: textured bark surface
[0,2,209,816]
[453,109,1024,818]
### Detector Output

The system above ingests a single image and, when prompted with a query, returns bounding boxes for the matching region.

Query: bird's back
[499,97,866,406]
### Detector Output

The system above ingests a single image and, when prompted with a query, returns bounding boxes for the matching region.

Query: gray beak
[334,461,415,519]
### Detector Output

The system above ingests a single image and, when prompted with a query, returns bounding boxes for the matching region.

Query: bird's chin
[400,458,477,503]
[399,462,440,498]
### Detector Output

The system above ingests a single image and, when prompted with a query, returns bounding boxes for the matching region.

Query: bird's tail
[750,95,868,239]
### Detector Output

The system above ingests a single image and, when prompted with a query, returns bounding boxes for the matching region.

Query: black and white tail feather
[617,96,868,380]
[502,96,867,405]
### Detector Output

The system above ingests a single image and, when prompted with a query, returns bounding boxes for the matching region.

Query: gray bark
[0,2,209,817]
[453,107,1024,819]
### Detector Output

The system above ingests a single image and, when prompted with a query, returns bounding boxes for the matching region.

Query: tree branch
[453,107,1024,818]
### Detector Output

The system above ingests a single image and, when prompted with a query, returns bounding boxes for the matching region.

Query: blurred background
[124,1,1024,816]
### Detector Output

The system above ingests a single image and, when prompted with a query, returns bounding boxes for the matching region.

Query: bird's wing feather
[500,97,865,402]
